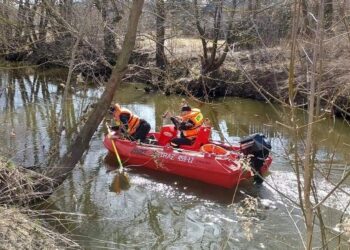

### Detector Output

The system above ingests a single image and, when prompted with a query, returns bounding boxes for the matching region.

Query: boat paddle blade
[110,174,121,194]
[118,172,131,190]
[110,173,130,194]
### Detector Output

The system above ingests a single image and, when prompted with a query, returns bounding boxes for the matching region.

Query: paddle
[106,123,130,193]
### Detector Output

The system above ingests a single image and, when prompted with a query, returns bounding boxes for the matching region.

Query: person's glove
[111,126,119,131]
[162,111,172,119]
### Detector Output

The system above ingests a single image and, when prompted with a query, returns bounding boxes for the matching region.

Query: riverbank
[0,206,79,249]
[3,38,350,118]
[0,157,79,249]
[129,42,350,119]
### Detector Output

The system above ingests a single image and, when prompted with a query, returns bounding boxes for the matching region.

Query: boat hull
[103,135,272,188]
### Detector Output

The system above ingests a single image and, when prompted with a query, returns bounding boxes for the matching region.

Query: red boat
[103,125,272,188]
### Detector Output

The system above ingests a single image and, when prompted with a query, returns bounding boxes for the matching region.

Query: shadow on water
[103,152,274,205]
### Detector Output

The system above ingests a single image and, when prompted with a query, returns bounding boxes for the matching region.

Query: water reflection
[1,67,350,249]
[0,67,101,166]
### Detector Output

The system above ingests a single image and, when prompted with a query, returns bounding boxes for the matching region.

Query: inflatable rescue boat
[103,125,272,188]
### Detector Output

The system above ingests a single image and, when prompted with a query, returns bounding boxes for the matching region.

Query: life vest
[180,108,204,139]
[113,107,140,135]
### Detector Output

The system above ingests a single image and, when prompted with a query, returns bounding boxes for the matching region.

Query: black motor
[240,133,272,184]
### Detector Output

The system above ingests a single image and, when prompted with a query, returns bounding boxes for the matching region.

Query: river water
[0,67,349,249]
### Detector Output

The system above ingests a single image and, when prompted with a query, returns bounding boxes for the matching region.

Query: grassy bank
[0,157,79,249]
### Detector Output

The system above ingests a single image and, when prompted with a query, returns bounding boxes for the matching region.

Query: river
[0,66,349,249]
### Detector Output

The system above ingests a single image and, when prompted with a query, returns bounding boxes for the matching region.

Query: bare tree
[44,0,145,187]
[193,0,235,75]
[59,36,81,132]
[94,0,123,59]
[191,0,237,100]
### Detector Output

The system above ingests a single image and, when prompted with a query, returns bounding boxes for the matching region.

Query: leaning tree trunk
[44,0,145,188]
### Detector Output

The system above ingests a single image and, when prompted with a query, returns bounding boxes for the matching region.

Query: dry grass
[0,157,53,205]
[137,36,226,59]
[0,206,80,249]
[0,157,80,249]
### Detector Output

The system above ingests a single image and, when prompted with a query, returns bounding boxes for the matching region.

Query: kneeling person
[109,103,151,142]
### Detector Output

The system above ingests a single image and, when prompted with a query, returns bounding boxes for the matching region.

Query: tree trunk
[248,0,253,12]
[155,0,166,70]
[101,0,115,58]
[301,0,310,34]
[60,0,72,23]
[197,0,225,75]
[324,0,332,30]
[59,37,80,132]
[95,0,122,59]
[26,0,39,46]
[17,0,25,44]
[38,2,49,41]
[304,1,324,248]
[193,0,208,60]
[288,0,300,105]
[44,0,144,188]
[193,0,234,99]
[0,0,11,52]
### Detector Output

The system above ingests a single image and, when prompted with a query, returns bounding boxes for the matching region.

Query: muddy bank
[3,38,150,81]
[3,41,350,117]
[132,47,350,118]
[126,48,350,119]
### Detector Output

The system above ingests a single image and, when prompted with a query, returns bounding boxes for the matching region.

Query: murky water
[0,66,349,249]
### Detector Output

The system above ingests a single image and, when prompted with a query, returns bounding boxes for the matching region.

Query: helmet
[108,103,121,114]
[114,103,121,111]
[181,105,191,112]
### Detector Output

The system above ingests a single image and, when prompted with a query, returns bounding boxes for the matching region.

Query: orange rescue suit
[113,106,140,135]
[180,108,204,139]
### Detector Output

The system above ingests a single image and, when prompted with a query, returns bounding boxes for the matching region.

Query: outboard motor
[240,133,272,184]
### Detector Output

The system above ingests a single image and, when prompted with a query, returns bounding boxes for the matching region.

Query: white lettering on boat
[156,152,194,164]
[131,147,148,155]
[158,152,175,160]
[177,155,194,164]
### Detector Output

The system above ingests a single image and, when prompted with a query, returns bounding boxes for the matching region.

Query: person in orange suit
[109,103,151,142]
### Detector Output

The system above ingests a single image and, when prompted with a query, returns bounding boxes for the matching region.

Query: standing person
[167,104,204,148]
[109,103,151,142]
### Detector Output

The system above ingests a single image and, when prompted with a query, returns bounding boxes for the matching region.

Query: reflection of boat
[103,125,272,188]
